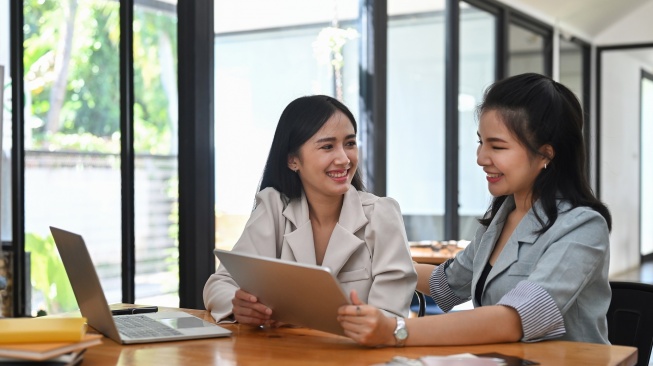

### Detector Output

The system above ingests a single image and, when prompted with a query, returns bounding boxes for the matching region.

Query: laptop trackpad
[159,317,208,329]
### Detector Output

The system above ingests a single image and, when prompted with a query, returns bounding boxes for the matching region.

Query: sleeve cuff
[497,281,566,342]
[428,259,469,312]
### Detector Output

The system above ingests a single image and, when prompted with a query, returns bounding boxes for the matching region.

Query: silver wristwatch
[393,317,408,347]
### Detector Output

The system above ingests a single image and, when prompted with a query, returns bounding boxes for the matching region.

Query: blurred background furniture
[412,291,444,317]
[607,281,653,366]
[409,240,467,265]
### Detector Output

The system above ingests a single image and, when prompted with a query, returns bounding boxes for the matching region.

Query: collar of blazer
[281,185,368,270]
[475,195,544,285]
[474,195,574,291]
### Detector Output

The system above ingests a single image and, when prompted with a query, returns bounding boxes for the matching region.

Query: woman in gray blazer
[203,95,417,325]
[338,73,612,347]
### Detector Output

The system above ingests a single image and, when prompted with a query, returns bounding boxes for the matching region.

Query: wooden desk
[410,246,460,265]
[81,307,637,366]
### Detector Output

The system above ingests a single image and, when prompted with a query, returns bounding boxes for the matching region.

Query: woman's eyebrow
[477,132,508,143]
[485,137,508,143]
[315,136,336,143]
[315,134,357,143]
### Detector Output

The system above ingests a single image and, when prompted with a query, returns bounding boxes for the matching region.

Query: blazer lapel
[473,199,512,293]
[280,186,368,268]
[322,186,368,273]
[486,198,541,284]
[334,186,368,234]
[282,192,317,265]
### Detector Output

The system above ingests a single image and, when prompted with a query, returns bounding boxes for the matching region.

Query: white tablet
[214,249,351,336]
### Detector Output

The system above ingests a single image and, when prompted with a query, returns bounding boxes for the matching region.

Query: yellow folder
[0,317,87,343]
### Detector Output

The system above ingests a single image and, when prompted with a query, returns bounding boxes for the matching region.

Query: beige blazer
[203,185,417,322]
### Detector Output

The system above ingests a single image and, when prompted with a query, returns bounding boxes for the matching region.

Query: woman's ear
[287,155,298,172]
[540,144,555,165]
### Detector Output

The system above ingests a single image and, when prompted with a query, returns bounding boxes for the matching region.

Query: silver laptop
[214,249,351,336]
[50,226,232,344]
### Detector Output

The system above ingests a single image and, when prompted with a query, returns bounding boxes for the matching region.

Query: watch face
[396,328,408,340]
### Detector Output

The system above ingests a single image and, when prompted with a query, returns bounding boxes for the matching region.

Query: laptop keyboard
[114,315,183,339]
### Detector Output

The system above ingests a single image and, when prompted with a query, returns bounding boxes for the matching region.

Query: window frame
[8,0,592,314]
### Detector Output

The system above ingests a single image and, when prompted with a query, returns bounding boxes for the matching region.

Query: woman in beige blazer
[203,95,417,325]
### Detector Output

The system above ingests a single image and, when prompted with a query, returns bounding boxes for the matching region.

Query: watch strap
[393,317,408,347]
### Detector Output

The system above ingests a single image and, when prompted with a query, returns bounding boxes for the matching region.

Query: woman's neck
[512,192,533,216]
[306,193,344,226]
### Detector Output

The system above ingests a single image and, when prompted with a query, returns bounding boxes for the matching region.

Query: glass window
[1,0,11,244]
[458,3,495,240]
[214,1,360,256]
[0,0,11,318]
[20,0,180,314]
[559,37,583,103]
[24,0,121,315]
[508,23,545,76]
[387,0,445,241]
[133,1,179,307]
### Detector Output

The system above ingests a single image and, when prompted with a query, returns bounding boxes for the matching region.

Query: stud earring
[544,163,548,169]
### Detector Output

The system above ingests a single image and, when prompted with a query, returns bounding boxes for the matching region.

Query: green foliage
[25,233,78,315]
[23,0,178,154]
[31,131,120,153]
[65,3,121,137]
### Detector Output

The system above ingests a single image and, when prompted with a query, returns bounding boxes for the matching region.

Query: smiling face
[476,109,549,205]
[287,111,358,202]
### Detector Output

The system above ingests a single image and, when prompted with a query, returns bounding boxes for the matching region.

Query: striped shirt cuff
[428,259,469,312]
[497,281,566,342]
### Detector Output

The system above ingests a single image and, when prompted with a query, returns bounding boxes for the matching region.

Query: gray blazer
[443,196,611,343]
[203,185,417,322]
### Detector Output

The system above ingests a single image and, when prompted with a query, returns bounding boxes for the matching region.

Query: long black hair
[259,95,365,199]
[477,73,611,233]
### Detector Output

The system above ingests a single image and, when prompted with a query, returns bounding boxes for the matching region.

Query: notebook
[50,226,232,344]
[214,249,351,336]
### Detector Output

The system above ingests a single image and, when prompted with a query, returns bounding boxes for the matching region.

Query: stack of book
[0,317,103,365]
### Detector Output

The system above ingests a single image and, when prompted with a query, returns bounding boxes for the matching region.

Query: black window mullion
[596,47,603,198]
[120,0,136,304]
[10,0,27,317]
[543,31,553,77]
[177,0,215,309]
[581,41,591,179]
[496,7,509,80]
[358,0,387,196]
[445,0,460,241]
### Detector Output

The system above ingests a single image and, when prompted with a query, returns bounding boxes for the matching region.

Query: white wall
[597,0,653,274]
[595,1,653,45]
[601,51,653,275]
